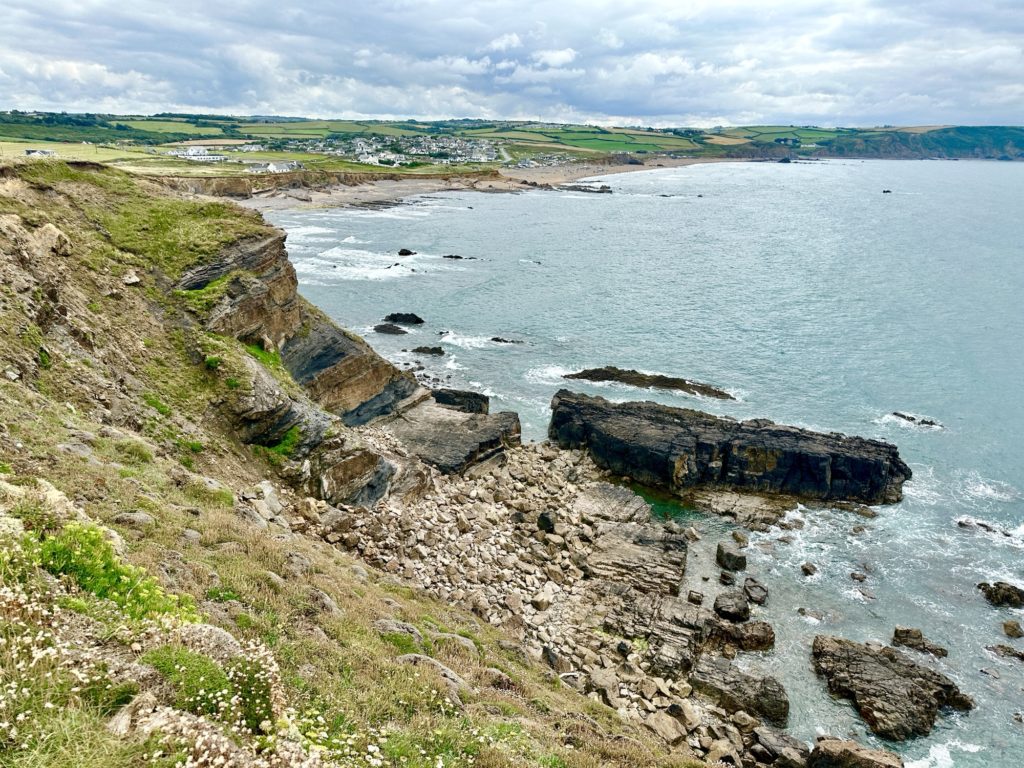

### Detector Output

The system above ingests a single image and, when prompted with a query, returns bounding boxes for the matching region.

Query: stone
[431,388,489,414]
[541,645,571,673]
[122,269,142,286]
[397,249,416,256]
[668,698,702,731]
[705,738,741,765]
[384,312,424,324]
[891,627,948,658]
[374,619,423,645]
[811,635,973,740]
[374,323,408,335]
[743,577,768,605]
[717,541,747,571]
[1004,620,1023,639]
[802,562,818,576]
[645,710,688,744]
[383,401,521,474]
[754,726,811,768]
[691,656,789,726]
[714,591,751,622]
[807,737,903,768]
[308,588,342,616]
[687,590,704,605]
[987,644,1024,661]
[397,654,469,704]
[412,346,444,356]
[549,391,911,504]
[978,581,1024,608]
[113,511,155,529]
[564,366,734,400]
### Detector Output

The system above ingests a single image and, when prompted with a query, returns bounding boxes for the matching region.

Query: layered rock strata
[549,391,911,505]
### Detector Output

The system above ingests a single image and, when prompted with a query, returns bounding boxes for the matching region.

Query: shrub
[204,355,222,370]
[37,522,197,620]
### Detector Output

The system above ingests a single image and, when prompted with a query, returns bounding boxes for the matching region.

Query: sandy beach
[237,156,737,212]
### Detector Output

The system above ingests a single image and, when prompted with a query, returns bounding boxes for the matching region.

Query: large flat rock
[549,390,911,505]
[812,635,973,740]
[384,400,521,474]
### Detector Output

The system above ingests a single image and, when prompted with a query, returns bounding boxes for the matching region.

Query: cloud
[486,32,522,51]
[0,0,1020,125]
[531,48,578,67]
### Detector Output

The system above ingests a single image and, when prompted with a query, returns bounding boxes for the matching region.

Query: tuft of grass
[203,355,222,370]
[114,438,153,465]
[36,522,198,620]
[143,393,171,416]
[379,632,421,655]
[245,342,281,368]
[142,645,230,718]
[268,425,301,458]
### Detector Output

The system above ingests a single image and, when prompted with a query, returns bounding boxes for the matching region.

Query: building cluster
[343,135,498,165]
[163,145,302,173]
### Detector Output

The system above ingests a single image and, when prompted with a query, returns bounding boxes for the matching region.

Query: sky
[1,1,1022,127]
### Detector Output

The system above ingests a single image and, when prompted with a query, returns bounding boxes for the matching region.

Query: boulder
[645,710,688,745]
[743,577,769,605]
[978,581,1024,608]
[490,337,524,344]
[1004,620,1023,639]
[412,346,444,356]
[384,312,424,325]
[753,726,810,768]
[564,366,734,400]
[383,400,521,474]
[374,323,408,335]
[691,656,789,726]
[431,388,489,415]
[891,627,947,658]
[987,644,1024,661]
[811,635,973,740]
[807,737,903,768]
[548,391,911,504]
[714,591,751,622]
[397,248,416,256]
[716,541,746,571]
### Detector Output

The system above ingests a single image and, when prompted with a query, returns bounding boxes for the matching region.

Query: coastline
[235,155,740,212]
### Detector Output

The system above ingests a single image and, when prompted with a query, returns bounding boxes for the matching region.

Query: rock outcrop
[891,627,947,658]
[978,581,1024,608]
[431,389,489,414]
[811,635,973,740]
[383,400,521,474]
[549,391,911,505]
[808,738,903,768]
[565,366,734,400]
[280,309,417,426]
[690,656,789,725]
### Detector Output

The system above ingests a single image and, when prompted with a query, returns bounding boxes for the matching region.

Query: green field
[113,119,225,135]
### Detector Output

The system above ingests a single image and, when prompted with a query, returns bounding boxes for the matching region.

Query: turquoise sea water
[269,160,1024,767]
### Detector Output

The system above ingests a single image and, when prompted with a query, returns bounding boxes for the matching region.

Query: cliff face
[549,390,911,505]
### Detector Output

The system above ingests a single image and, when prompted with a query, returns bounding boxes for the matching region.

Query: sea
[268,159,1024,767]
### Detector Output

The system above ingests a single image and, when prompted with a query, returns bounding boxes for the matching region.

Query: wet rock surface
[549,390,911,505]
[811,635,973,740]
[891,627,948,658]
[431,388,490,414]
[564,366,735,400]
[978,581,1024,608]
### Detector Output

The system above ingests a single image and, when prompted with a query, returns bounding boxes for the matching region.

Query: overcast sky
[1,1,1022,126]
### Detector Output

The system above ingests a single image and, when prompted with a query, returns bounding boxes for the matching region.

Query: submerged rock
[811,635,973,740]
[490,336,523,344]
[549,391,911,505]
[411,346,444,356]
[892,411,942,428]
[892,627,948,658]
[397,248,416,256]
[565,366,734,400]
[374,323,408,335]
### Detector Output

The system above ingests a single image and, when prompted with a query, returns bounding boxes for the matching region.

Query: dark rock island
[549,391,911,505]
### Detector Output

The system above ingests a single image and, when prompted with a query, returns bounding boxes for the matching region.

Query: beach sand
[237,156,736,212]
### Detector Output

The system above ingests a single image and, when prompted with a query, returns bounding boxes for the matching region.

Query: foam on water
[906,742,983,768]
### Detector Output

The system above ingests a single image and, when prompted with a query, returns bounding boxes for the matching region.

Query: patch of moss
[268,425,301,457]
[143,393,171,416]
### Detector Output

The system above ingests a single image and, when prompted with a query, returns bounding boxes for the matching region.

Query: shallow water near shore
[269,160,1024,766]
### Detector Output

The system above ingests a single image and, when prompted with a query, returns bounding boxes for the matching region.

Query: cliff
[0,160,700,768]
